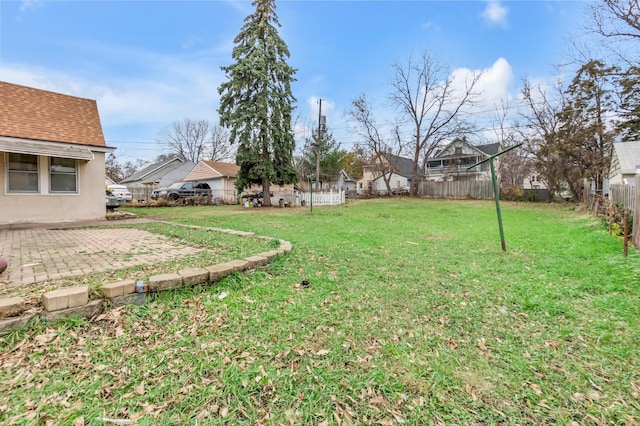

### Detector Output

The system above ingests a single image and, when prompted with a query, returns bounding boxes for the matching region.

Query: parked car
[151,182,211,201]
[106,184,133,202]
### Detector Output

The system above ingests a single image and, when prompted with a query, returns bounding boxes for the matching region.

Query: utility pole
[316,99,325,191]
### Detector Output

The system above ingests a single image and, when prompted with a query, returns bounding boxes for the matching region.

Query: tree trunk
[410,151,420,196]
[262,179,272,207]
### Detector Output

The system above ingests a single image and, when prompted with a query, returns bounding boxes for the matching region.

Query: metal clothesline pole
[467,143,523,252]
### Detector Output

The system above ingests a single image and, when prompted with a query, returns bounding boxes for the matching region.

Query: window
[455,147,462,155]
[50,157,77,192]
[8,153,39,193]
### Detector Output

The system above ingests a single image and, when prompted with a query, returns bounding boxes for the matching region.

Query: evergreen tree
[616,66,640,141]
[300,128,344,188]
[218,0,297,206]
[556,60,618,199]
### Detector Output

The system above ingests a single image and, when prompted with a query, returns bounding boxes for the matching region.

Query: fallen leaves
[33,329,59,346]
[523,381,543,396]
[476,338,492,357]
[134,382,145,396]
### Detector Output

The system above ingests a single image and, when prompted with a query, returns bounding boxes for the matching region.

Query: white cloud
[441,58,517,143]
[294,96,338,147]
[0,41,225,127]
[449,57,514,110]
[19,0,42,12]
[482,1,508,28]
[421,21,441,32]
[476,57,515,104]
[308,96,335,123]
[0,41,229,161]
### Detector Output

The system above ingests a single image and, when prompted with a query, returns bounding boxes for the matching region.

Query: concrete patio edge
[0,224,293,333]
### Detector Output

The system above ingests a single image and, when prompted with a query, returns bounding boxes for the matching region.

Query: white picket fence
[300,189,346,206]
[269,190,345,207]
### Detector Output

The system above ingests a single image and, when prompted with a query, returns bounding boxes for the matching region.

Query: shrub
[500,186,525,201]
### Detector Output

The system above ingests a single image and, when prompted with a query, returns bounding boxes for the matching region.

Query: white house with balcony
[425,138,499,182]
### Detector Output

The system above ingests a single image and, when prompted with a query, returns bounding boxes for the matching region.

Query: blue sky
[0,0,592,163]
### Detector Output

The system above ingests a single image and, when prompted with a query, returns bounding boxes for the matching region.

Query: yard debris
[98,418,132,425]
[218,291,228,300]
[587,389,601,400]
[294,280,311,289]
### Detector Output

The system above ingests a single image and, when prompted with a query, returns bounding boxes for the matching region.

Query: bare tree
[159,119,234,164]
[590,0,640,44]
[105,153,123,183]
[209,125,236,162]
[490,99,531,191]
[587,0,640,141]
[519,78,568,199]
[122,159,148,180]
[159,119,209,163]
[154,153,179,163]
[346,94,405,194]
[387,50,482,196]
[106,154,148,182]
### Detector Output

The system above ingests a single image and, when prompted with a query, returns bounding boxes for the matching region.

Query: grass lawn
[1,198,639,425]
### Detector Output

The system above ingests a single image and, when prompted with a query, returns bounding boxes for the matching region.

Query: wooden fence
[586,176,639,249]
[610,184,636,212]
[418,180,494,199]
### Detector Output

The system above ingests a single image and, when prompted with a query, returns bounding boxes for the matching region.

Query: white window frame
[5,154,80,195]
[7,153,40,193]
[49,157,78,193]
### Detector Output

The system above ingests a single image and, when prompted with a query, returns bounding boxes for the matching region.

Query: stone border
[0,225,292,333]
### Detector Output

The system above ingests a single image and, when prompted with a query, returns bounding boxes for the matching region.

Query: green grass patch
[1,199,638,424]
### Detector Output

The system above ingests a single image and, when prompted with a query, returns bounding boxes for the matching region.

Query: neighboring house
[121,157,195,200]
[609,141,640,185]
[425,138,499,182]
[357,152,416,195]
[521,171,551,201]
[336,169,356,191]
[0,81,113,225]
[522,172,548,190]
[324,169,356,191]
[182,160,240,202]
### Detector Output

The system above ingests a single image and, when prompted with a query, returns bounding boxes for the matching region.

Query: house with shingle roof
[120,156,196,201]
[425,138,499,181]
[0,81,113,225]
[609,141,640,185]
[182,160,240,203]
[356,152,417,195]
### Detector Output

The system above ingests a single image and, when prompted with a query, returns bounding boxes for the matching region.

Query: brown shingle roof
[0,81,107,147]
[203,161,239,177]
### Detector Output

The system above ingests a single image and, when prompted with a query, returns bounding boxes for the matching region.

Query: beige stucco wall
[0,151,107,226]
